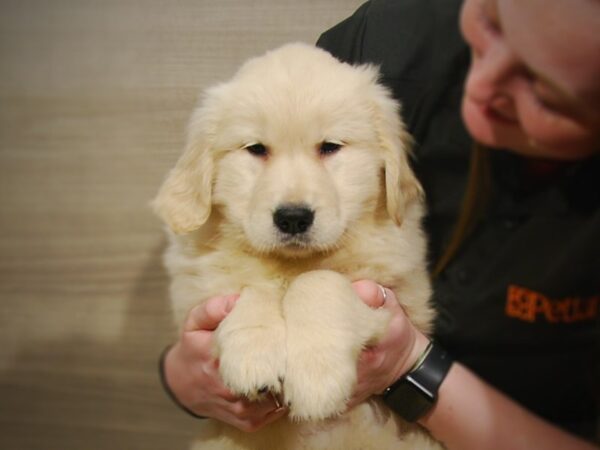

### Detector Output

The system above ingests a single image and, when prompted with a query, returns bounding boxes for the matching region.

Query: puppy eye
[244,143,268,157]
[319,141,343,156]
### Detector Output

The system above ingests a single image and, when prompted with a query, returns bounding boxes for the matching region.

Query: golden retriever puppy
[154,43,442,450]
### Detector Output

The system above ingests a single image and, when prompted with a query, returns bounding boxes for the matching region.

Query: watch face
[383,343,453,422]
[404,372,436,401]
[384,379,434,422]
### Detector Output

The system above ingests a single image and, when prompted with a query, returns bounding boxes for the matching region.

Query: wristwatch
[382,341,453,422]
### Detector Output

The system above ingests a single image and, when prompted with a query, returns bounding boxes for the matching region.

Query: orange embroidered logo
[506,285,599,324]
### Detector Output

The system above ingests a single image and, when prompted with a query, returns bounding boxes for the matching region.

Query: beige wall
[0,1,365,448]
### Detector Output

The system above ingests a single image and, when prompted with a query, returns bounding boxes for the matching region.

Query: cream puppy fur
[154,43,443,450]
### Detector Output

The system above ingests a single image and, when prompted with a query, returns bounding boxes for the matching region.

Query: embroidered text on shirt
[506,285,598,324]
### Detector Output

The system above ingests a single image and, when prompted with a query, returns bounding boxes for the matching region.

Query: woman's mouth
[482,105,519,125]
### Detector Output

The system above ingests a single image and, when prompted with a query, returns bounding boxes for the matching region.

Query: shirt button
[456,268,470,285]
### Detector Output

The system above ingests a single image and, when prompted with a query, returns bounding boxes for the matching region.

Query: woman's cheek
[516,94,599,159]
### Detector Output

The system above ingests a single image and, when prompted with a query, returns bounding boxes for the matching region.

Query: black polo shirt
[318,0,599,438]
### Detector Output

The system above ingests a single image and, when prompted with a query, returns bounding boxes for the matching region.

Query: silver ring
[379,285,387,306]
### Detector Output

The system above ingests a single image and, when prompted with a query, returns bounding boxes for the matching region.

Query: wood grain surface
[0,1,365,448]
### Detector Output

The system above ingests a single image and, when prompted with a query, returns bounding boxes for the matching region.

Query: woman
[161,0,599,447]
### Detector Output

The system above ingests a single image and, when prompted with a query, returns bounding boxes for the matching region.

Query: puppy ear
[373,85,424,225]
[153,105,216,234]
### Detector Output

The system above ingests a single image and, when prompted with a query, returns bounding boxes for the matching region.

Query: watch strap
[383,341,453,422]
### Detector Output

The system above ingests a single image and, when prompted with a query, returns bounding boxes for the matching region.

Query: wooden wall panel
[0,1,364,448]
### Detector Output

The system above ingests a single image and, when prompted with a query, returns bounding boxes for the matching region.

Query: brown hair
[433,143,492,276]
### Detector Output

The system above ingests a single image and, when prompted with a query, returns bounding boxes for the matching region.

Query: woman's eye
[319,141,343,155]
[244,143,268,157]
[530,79,572,117]
[533,94,562,115]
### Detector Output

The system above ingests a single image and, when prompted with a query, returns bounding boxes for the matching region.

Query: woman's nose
[465,41,519,104]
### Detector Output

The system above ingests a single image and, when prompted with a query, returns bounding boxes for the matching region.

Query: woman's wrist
[382,333,454,423]
[401,329,431,376]
[159,343,206,419]
[387,326,431,387]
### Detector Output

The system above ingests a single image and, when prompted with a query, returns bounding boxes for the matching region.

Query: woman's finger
[352,279,387,308]
[183,294,239,332]
[261,403,289,426]
[227,395,288,430]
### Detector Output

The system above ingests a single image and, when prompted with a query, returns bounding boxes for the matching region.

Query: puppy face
[154,43,422,257]
[213,110,379,256]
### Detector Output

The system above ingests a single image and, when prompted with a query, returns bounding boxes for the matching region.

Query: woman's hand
[346,280,430,410]
[162,294,288,432]
[163,281,426,426]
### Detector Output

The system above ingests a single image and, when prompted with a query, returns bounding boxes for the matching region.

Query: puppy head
[153,43,422,255]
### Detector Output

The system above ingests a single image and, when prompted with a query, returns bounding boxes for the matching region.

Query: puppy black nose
[273,205,314,235]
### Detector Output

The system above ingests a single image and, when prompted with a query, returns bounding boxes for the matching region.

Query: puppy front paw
[280,270,391,421]
[283,343,355,421]
[216,325,286,400]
